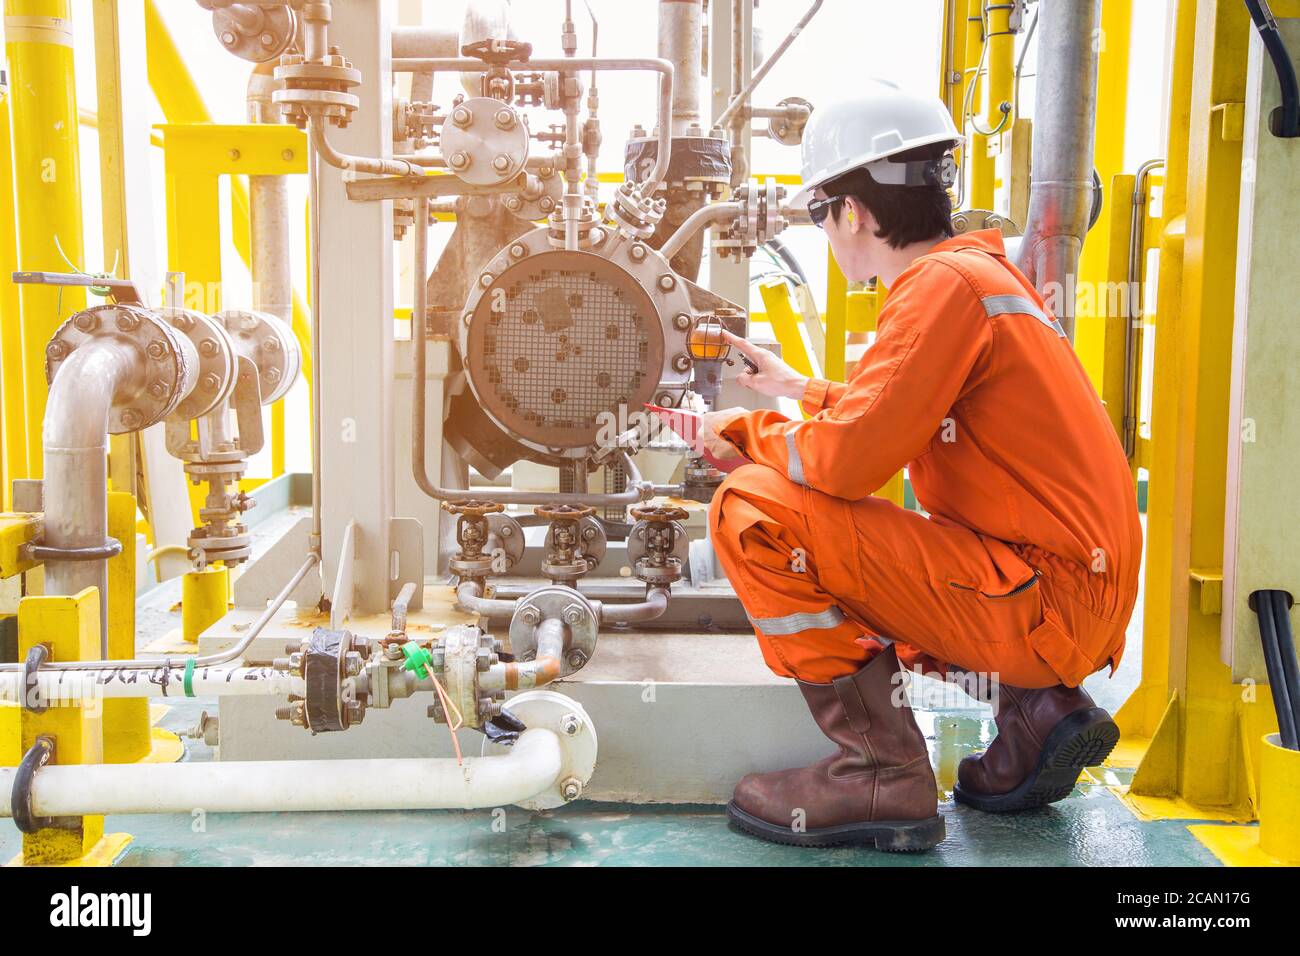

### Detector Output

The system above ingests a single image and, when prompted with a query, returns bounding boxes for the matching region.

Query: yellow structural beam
[0,75,26,508]
[5,0,86,479]
[1117,0,1272,828]
[144,0,313,391]
[963,0,994,210]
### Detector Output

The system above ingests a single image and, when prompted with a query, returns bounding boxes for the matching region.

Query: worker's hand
[723,330,809,400]
[699,407,748,460]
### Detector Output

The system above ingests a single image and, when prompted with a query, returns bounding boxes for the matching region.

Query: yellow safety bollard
[1258,733,1300,864]
[182,565,229,644]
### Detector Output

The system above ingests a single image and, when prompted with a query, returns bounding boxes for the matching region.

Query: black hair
[822,142,956,249]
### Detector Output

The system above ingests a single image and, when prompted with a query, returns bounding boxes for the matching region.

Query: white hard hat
[789,79,963,209]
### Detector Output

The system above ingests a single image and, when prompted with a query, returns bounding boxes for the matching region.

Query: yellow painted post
[15,589,130,866]
[5,0,85,478]
[0,73,27,507]
[1075,0,1134,397]
[964,0,994,210]
[182,565,229,644]
[102,490,181,763]
[982,0,1014,134]
[1114,0,1196,749]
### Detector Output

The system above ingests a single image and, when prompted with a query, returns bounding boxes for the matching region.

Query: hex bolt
[492,154,512,172]
[172,312,194,330]
[656,393,673,406]
[509,243,527,259]
[672,353,691,372]
[563,606,584,624]
[519,606,541,626]
[147,380,167,398]
[221,31,236,45]
[539,197,556,212]
[449,151,471,169]
[630,244,647,261]
[494,108,516,130]
[452,106,473,127]
[261,33,276,48]
[265,367,282,384]
[479,273,494,288]
[146,340,168,360]
[199,338,220,357]
[201,372,220,392]
[504,196,523,211]
[561,778,582,802]
[262,337,281,352]
[46,341,67,361]
[120,408,143,430]
[566,649,587,668]
[73,312,98,332]
[657,274,676,291]
[115,312,140,332]
[560,713,583,736]
[673,313,691,331]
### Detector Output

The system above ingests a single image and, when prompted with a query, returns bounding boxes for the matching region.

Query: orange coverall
[709,229,1142,687]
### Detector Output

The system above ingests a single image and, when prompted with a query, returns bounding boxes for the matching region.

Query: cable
[1244,0,1300,138]
[1252,589,1300,749]
[1268,590,1300,747]
[765,236,810,286]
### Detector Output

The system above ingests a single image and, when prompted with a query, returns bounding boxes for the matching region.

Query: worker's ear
[844,196,867,235]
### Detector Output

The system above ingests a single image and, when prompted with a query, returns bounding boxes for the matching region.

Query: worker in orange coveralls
[700,82,1142,851]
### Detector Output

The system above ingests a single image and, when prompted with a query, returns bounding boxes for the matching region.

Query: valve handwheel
[442,500,505,518]
[631,505,689,524]
[534,503,597,521]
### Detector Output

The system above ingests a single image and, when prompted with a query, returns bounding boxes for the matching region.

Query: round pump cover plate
[466,250,666,450]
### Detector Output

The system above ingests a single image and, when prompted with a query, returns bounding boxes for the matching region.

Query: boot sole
[725,802,945,851]
[953,706,1119,813]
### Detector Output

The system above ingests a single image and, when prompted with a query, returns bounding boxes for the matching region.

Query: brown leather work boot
[953,683,1119,812]
[726,645,945,851]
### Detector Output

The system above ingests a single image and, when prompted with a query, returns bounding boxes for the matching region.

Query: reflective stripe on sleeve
[982,293,1067,338]
[785,425,807,486]
[748,606,846,635]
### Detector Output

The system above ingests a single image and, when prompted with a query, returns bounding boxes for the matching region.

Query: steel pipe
[0,729,565,815]
[659,0,704,135]
[714,0,823,131]
[660,200,743,260]
[596,586,670,624]
[42,339,142,655]
[390,57,674,196]
[0,665,303,704]
[1014,0,1102,341]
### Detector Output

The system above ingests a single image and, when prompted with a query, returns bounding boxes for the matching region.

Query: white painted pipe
[0,729,564,815]
[0,665,303,705]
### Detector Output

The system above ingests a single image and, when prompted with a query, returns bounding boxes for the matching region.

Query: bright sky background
[49,0,1171,473]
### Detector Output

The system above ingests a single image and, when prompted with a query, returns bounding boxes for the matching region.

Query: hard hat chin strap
[864,153,958,189]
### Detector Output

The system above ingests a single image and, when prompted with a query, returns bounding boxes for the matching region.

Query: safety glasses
[807,194,846,229]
